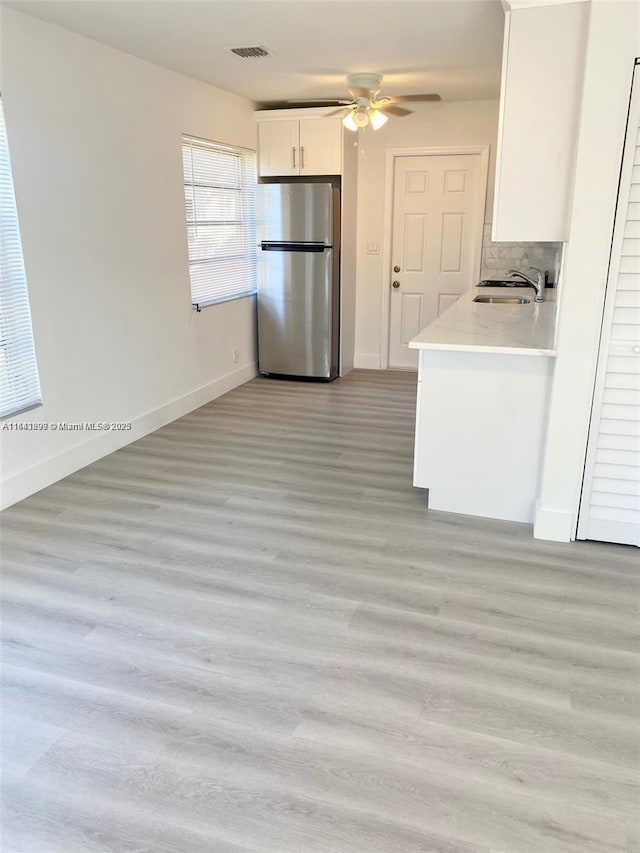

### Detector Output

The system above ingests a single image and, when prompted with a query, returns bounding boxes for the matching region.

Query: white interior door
[388,153,485,369]
[577,66,640,547]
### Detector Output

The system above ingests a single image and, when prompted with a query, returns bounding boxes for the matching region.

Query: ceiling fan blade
[257,98,353,110]
[326,106,352,117]
[288,98,353,105]
[378,104,413,117]
[387,94,441,103]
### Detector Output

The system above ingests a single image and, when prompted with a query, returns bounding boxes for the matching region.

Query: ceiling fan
[258,73,441,130]
[327,73,441,131]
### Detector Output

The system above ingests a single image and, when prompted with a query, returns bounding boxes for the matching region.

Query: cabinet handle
[301,145,305,170]
[292,147,296,169]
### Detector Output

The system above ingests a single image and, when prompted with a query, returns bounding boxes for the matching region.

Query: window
[182,135,257,310]
[0,96,41,419]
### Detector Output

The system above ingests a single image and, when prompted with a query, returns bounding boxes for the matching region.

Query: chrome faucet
[506,267,545,303]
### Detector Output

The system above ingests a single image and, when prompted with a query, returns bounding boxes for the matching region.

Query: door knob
[393,265,401,273]
[392,280,400,289]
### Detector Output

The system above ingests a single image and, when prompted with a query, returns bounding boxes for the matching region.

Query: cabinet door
[299,119,342,176]
[492,3,588,241]
[258,120,299,177]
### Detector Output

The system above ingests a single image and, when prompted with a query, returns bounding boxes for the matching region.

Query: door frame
[380,145,490,369]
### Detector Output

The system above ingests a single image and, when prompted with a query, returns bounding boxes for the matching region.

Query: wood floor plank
[419,679,637,769]
[294,709,639,819]
[2,776,261,853]
[7,731,492,853]
[1,369,638,852]
[0,713,67,784]
[348,603,640,689]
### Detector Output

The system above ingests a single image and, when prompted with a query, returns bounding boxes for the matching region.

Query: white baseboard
[533,505,575,542]
[1,362,257,510]
[354,353,382,370]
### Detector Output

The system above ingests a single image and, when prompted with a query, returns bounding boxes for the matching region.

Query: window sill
[0,399,43,421]
[192,290,257,312]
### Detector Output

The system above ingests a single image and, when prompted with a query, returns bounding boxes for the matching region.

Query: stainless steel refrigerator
[256,183,340,380]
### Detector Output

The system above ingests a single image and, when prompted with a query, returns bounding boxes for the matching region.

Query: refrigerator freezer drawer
[258,248,337,378]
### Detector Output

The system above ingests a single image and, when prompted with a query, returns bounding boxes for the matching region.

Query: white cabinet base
[414,349,554,523]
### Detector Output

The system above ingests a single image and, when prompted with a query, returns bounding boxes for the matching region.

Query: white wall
[534,0,640,541]
[353,99,500,368]
[0,8,258,509]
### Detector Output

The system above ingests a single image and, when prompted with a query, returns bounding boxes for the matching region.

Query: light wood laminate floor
[1,370,639,853]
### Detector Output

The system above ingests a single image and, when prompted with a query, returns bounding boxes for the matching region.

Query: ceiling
[6,0,505,104]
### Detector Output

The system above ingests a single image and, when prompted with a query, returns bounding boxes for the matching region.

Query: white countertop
[409,284,557,356]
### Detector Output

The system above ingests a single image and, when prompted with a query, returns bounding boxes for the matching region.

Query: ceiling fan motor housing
[347,72,383,97]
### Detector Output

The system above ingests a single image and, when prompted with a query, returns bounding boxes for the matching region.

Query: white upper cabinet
[258,118,343,177]
[298,119,343,176]
[492,2,589,242]
[257,120,299,177]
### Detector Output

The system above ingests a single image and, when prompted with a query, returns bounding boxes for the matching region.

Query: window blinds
[182,135,257,309]
[0,97,41,419]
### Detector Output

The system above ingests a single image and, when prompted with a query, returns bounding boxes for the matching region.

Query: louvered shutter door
[0,97,42,419]
[578,64,640,547]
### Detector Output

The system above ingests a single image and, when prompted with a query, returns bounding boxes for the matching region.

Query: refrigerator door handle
[261,241,327,253]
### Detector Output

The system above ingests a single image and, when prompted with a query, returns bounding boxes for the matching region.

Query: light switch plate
[366,241,380,255]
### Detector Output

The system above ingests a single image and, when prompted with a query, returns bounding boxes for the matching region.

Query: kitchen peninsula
[409,284,557,524]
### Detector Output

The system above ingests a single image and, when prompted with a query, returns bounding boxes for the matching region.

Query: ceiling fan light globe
[342,113,358,132]
[353,110,369,128]
[369,110,388,130]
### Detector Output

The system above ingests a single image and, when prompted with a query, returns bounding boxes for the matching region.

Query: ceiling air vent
[227,46,271,59]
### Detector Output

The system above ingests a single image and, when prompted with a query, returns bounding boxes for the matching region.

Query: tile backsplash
[480,223,563,284]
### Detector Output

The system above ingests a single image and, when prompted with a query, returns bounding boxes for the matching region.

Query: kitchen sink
[473,295,531,304]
